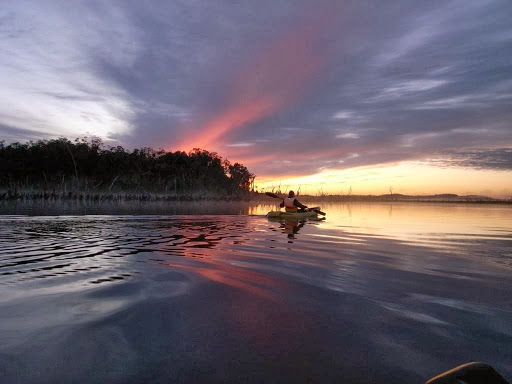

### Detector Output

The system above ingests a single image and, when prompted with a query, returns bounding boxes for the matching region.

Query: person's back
[280,191,307,212]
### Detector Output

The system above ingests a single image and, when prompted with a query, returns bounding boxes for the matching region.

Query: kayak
[266,210,319,219]
[426,362,507,384]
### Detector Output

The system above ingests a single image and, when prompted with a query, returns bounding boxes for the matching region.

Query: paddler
[280,190,308,212]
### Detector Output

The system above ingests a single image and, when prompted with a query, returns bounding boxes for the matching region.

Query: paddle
[264,192,326,216]
[265,192,281,199]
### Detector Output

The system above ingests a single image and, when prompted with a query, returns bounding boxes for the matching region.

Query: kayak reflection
[282,219,305,241]
[269,217,325,242]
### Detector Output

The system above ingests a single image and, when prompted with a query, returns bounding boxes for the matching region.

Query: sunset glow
[1,0,511,196]
[255,163,512,198]
[174,8,333,151]
[2,2,512,383]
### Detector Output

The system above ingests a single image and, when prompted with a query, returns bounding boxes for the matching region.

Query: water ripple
[1,208,512,383]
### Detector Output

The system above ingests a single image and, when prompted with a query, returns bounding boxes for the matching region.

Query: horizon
[1,1,511,197]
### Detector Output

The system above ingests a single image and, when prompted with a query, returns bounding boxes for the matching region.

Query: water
[0,203,511,383]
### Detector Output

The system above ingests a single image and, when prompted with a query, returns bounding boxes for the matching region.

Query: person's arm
[280,200,285,208]
[293,199,307,209]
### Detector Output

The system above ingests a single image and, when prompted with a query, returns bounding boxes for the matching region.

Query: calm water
[0,203,511,383]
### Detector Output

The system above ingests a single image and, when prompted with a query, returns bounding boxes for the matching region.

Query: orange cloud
[175,9,337,152]
[178,98,275,151]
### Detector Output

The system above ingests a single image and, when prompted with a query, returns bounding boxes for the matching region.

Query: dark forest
[0,138,255,198]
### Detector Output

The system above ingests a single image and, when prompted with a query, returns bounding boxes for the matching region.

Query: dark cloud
[1,0,511,177]
[0,124,59,143]
[426,149,512,171]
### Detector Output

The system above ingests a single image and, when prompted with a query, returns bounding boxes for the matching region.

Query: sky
[1,0,511,196]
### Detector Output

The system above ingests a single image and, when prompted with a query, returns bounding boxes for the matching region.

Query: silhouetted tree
[0,138,255,195]
[227,162,255,192]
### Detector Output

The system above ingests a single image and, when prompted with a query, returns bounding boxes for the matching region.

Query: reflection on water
[0,216,255,291]
[269,217,325,242]
[281,219,305,241]
[0,200,276,216]
[0,204,511,383]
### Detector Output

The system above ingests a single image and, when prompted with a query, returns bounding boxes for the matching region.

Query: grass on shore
[1,189,510,204]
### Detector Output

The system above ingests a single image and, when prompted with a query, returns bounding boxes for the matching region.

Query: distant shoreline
[1,190,510,205]
[294,194,512,204]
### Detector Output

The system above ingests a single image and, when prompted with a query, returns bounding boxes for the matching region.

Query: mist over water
[1,203,511,383]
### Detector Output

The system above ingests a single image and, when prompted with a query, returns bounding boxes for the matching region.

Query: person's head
[288,190,295,198]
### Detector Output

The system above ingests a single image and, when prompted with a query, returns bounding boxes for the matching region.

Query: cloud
[0,123,58,143]
[1,0,511,183]
[336,132,360,139]
[370,79,449,102]
[0,2,136,140]
[173,3,340,151]
[425,149,512,171]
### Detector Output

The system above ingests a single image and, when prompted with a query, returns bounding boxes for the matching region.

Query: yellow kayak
[266,208,320,219]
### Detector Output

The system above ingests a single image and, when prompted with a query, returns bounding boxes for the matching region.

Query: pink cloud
[174,6,338,151]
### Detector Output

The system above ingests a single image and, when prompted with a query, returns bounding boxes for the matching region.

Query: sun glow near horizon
[254,162,512,198]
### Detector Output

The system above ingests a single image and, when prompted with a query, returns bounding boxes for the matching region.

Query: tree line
[0,138,255,196]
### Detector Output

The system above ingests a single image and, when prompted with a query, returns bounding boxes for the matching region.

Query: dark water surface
[0,203,511,383]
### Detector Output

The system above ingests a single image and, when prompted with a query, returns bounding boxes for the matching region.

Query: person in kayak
[280,190,308,212]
